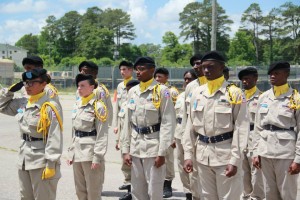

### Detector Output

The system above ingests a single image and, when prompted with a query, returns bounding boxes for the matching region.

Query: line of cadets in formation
[0,51,299,200]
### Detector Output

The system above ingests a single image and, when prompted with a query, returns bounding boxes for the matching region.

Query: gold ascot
[198,76,207,85]
[273,83,289,97]
[207,76,225,95]
[245,86,257,100]
[123,76,133,87]
[27,91,45,106]
[140,78,154,92]
[81,93,95,106]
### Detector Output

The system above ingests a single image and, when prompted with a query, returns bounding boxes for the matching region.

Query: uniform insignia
[51,111,57,118]
[164,91,170,98]
[100,91,105,98]
[193,101,197,110]
[17,108,24,113]
[130,99,135,104]
[260,103,268,108]
[188,93,192,97]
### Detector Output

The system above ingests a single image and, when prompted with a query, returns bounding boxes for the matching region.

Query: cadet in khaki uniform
[174,69,197,200]
[20,55,61,110]
[0,68,63,200]
[67,74,108,200]
[181,54,206,200]
[112,61,134,198]
[78,61,113,126]
[122,56,176,200]
[252,61,300,200]
[183,51,249,200]
[238,67,264,200]
[154,67,179,198]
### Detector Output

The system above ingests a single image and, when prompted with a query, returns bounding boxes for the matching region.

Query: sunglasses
[23,80,43,87]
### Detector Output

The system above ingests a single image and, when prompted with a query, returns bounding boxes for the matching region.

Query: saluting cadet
[181,54,206,200]
[112,61,134,199]
[122,56,176,200]
[67,74,108,200]
[183,51,249,200]
[252,61,300,200]
[174,69,197,200]
[78,61,113,126]
[238,67,264,200]
[19,55,61,110]
[0,68,63,200]
[154,67,179,198]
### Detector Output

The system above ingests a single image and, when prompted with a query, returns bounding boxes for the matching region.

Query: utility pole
[211,0,217,50]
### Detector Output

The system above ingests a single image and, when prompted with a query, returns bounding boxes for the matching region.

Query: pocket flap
[195,105,204,112]
[145,103,157,111]
[278,110,293,118]
[128,103,136,110]
[259,108,269,114]
[277,131,296,140]
[82,115,94,122]
[118,111,125,117]
[214,106,231,114]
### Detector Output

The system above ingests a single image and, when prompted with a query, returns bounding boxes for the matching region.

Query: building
[0,43,28,67]
[0,59,14,85]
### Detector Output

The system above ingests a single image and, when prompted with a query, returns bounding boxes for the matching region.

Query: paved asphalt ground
[0,94,299,200]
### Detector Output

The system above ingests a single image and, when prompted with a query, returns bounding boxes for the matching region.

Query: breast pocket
[118,111,125,118]
[214,106,232,128]
[144,103,159,124]
[81,114,95,127]
[258,108,269,126]
[192,105,204,127]
[185,97,191,114]
[128,103,136,124]
[278,109,293,128]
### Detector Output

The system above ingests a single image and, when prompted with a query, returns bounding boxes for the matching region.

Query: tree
[227,30,256,66]
[15,33,39,55]
[241,3,263,64]
[179,0,232,54]
[260,8,280,64]
[101,8,136,49]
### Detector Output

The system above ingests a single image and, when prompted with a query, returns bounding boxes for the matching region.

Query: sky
[0,0,298,46]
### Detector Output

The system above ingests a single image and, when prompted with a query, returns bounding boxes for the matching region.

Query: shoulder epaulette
[94,100,108,122]
[99,83,110,98]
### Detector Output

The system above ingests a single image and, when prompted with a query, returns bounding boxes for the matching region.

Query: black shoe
[163,180,172,198]
[119,192,132,200]
[186,193,192,200]
[119,184,131,191]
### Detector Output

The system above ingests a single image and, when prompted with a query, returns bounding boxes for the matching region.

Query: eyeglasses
[23,80,43,87]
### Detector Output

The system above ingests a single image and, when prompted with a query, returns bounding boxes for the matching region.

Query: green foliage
[15,34,39,55]
[98,57,114,67]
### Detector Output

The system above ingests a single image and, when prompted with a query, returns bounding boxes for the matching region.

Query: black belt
[131,123,160,134]
[177,118,182,124]
[264,125,294,131]
[75,130,97,137]
[22,134,43,142]
[250,124,254,131]
[198,131,233,144]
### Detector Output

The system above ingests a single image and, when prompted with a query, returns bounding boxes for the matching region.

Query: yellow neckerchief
[198,76,207,85]
[81,93,95,106]
[245,86,257,100]
[27,91,45,106]
[140,78,154,92]
[123,76,133,87]
[273,83,289,97]
[207,76,225,95]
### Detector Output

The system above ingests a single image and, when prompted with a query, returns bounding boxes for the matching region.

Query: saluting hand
[183,159,193,173]
[288,162,300,175]
[252,156,261,169]
[154,156,165,168]
[123,153,132,166]
[225,164,237,177]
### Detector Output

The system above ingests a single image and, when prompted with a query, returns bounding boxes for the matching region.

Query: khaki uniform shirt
[121,80,176,157]
[174,92,185,140]
[0,88,63,170]
[246,89,261,153]
[183,81,249,166]
[112,81,128,140]
[68,97,108,164]
[252,88,300,163]
[76,83,113,126]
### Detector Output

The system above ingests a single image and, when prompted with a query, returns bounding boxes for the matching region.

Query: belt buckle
[28,135,32,142]
[269,125,273,131]
[207,137,211,143]
[149,126,153,133]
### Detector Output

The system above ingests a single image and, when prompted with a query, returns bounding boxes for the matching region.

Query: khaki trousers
[121,161,131,185]
[197,163,242,200]
[261,157,298,200]
[176,138,201,198]
[165,145,175,180]
[242,152,264,200]
[73,161,105,200]
[131,156,166,200]
[18,165,61,200]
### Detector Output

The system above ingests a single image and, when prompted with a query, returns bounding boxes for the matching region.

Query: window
[2,51,4,54]
[10,51,12,54]
[2,56,5,59]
